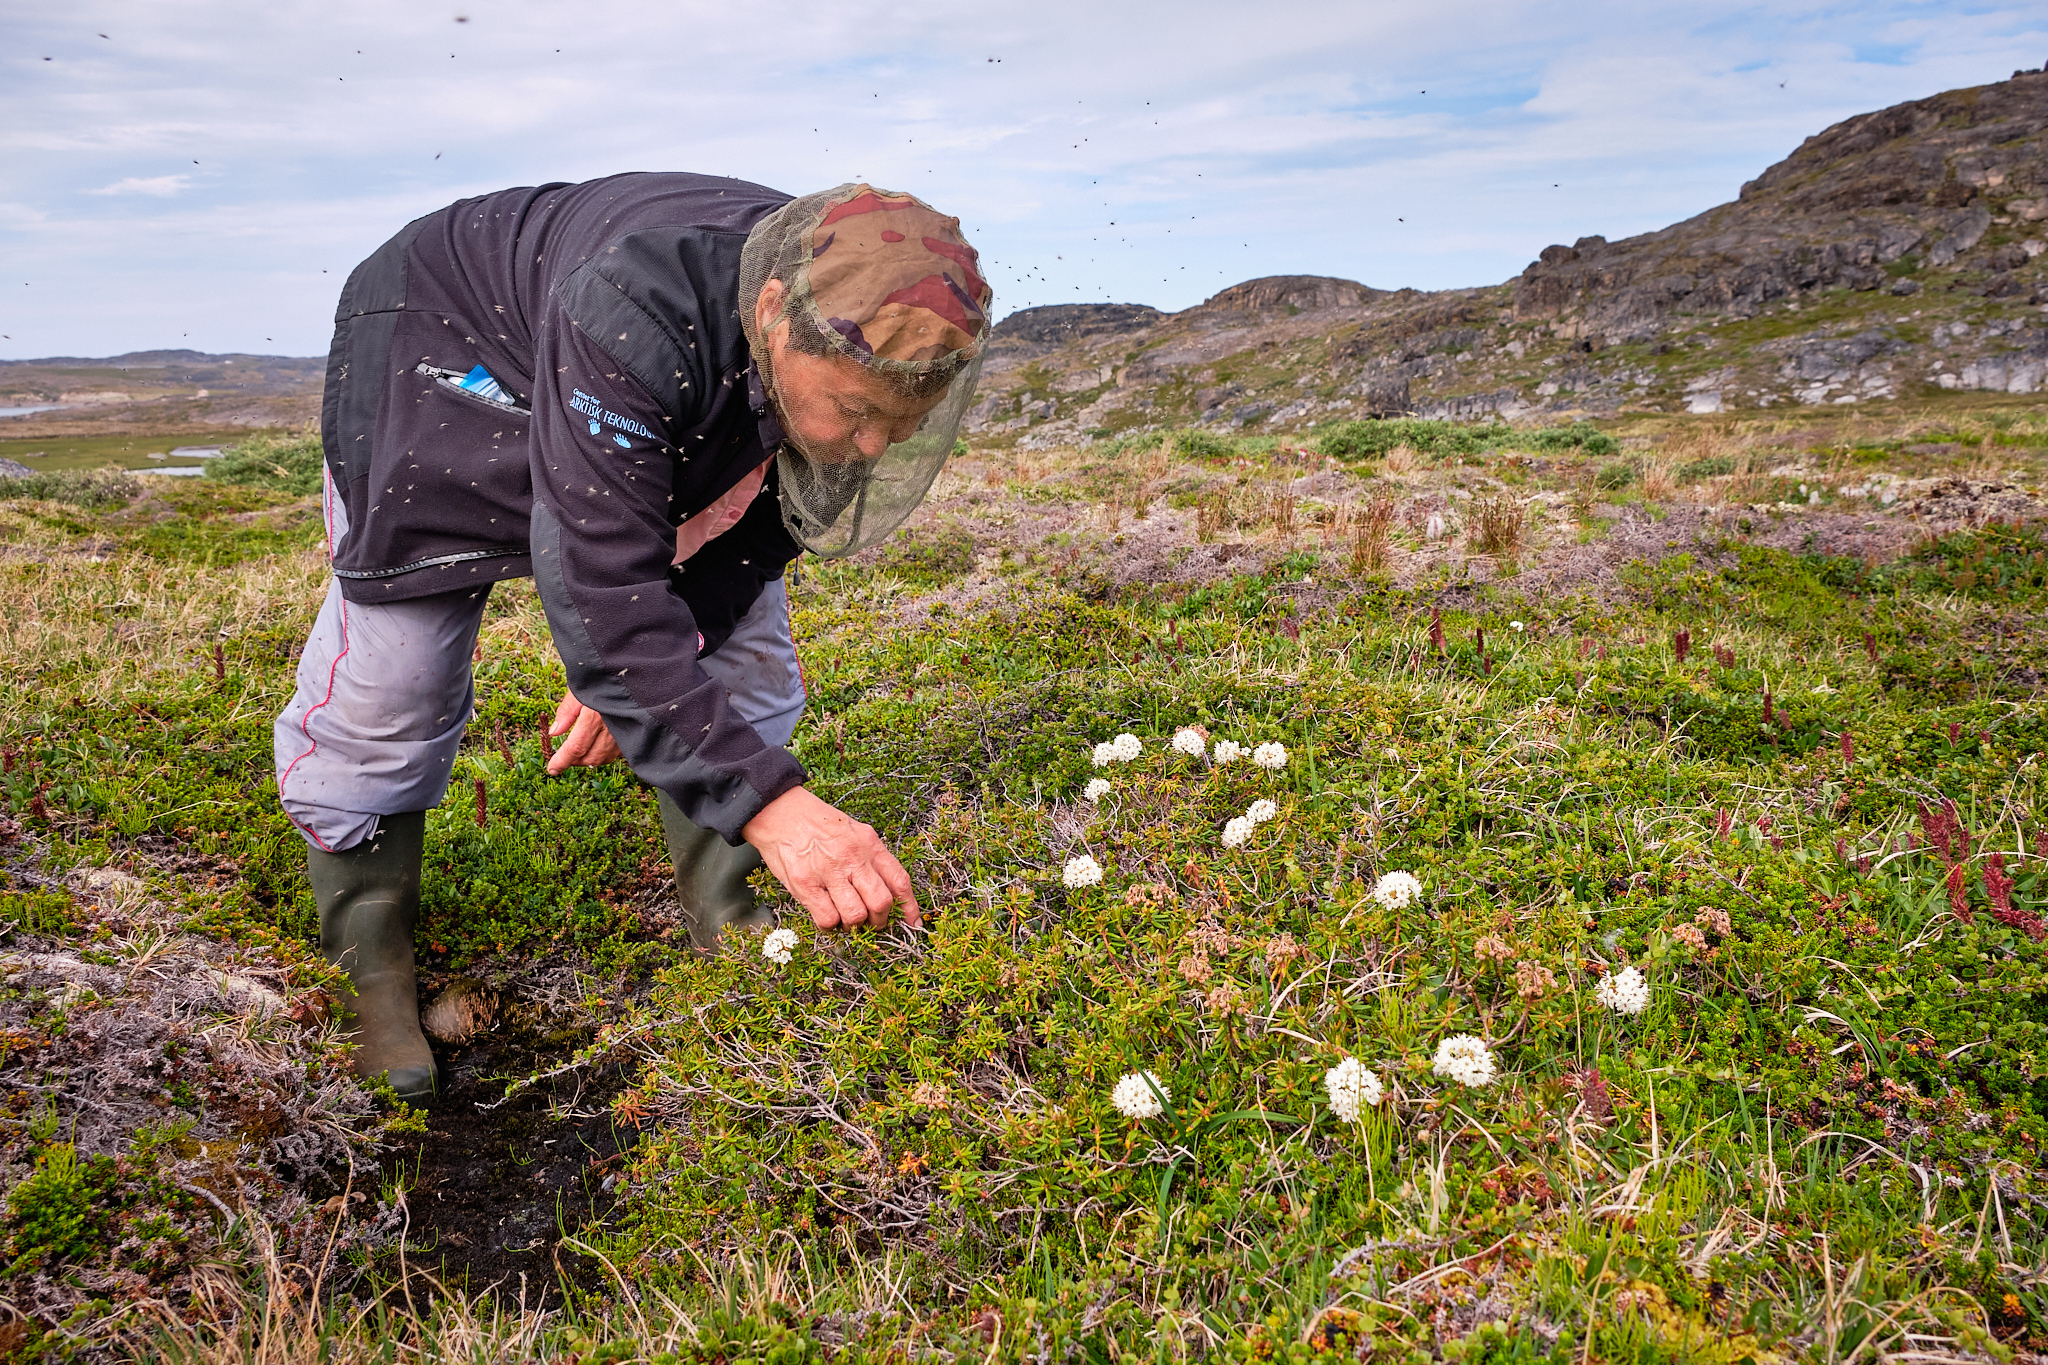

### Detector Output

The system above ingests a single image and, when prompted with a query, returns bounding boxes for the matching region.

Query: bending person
[272,177,989,1099]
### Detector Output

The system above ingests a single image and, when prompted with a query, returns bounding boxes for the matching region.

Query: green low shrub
[876,525,977,588]
[1170,428,1238,458]
[205,429,323,495]
[1315,418,1616,461]
[1315,418,1487,459]
[3,1145,121,1277]
[1595,460,1636,490]
[1525,421,1619,456]
[1678,455,1737,480]
[0,468,141,508]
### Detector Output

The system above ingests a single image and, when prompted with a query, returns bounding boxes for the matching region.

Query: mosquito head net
[740,184,992,557]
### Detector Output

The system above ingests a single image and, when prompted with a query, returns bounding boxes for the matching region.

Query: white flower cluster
[1111,1070,1169,1119]
[1594,965,1651,1015]
[1082,777,1112,803]
[1252,742,1289,770]
[1091,733,1142,767]
[1324,1057,1383,1122]
[1431,1034,1498,1087]
[1371,871,1423,911]
[1211,740,1246,765]
[762,927,799,965]
[1062,854,1104,888]
[1220,797,1282,849]
[1171,728,1207,757]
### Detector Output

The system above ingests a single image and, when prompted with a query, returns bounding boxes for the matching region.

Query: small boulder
[1984,243,2030,272]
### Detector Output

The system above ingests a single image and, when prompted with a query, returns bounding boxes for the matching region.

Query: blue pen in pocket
[454,365,509,403]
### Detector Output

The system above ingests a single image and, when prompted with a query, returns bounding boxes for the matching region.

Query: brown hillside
[974,69,2048,444]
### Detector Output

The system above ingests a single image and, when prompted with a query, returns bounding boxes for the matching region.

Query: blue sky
[1,0,2043,359]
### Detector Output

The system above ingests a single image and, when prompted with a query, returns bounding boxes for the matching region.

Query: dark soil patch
[379,1001,639,1310]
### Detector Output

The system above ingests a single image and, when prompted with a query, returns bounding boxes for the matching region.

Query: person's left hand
[547,691,622,773]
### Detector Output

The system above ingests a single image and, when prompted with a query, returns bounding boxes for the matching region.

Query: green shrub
[1526,421,1619,456]
[1169,428,1237,458]
[1678,455,1737,480]
[1095,428,1240,460]
[1595,460,1636,490]
[1876,522,2048,600]
[876,525,976,588]
[0,888,74,936]
[0,468,140,508]
[1315,418,1485,459]
[1090,431,1165,459]
[15,425,2048,1357]
[1314,417,1617,461]
[3,1145,119,1277]
[205,429,323,495]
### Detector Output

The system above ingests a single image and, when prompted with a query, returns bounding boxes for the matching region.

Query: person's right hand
[741,786,921,931]
[546,691,623,774]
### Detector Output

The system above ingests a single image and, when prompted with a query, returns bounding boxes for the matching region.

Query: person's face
[755,279,947,460]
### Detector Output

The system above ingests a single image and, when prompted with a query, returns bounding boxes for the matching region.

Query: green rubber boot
[309,812,437,1101]
[657,792,776,955]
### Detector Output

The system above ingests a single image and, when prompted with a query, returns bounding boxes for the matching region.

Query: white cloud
[0,0,2043,356]
[87,174,193,197]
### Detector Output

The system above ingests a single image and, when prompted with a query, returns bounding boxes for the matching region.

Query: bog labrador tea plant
[6,406,2048,1362]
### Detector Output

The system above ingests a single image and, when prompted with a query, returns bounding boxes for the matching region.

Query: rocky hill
[971,67,2048,445]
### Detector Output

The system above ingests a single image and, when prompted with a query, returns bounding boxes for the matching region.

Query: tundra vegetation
[4,403,2048,1363]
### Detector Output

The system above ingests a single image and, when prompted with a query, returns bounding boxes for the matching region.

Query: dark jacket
[319,173,807,840]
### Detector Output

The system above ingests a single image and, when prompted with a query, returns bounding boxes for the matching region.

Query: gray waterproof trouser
[274,478,804,852]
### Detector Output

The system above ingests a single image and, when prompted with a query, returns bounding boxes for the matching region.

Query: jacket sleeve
[529,302,806,843]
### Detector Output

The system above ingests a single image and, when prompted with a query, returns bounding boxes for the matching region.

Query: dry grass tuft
[1137,445,1170,487]
[1639,460,1678,501]
[0,542,325,711]
[1719,453,1780,506]
[1349,495,1397,573]
[1196,490,1230,543]
[1467,496,1524,558]
[1380,444,1419,478]
[1266,490,1296,540]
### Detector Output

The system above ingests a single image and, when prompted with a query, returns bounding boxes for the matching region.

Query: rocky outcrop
[989,303,1165,352]
[1190,275,1384,317]
[1935,318,2048,392]
[966,69,2048,437]
[1510,72,2048,342]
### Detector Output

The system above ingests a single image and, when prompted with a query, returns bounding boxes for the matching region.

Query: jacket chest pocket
[415,362,532,417]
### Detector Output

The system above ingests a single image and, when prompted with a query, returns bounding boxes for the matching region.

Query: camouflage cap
[804,185,991,364]
[739,183,990,557]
